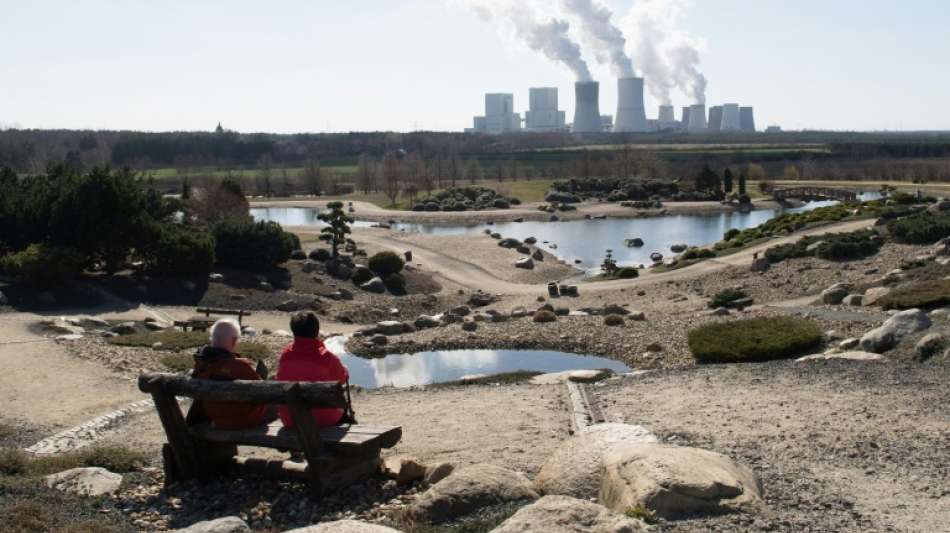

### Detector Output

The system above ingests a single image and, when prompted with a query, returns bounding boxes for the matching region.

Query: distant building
[467,93,521,134]
[765,125,783,133]
[525,87,566,132]
[600,114,614,133]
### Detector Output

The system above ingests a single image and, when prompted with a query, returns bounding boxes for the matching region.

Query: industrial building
[614,77,648,133]
[525,87,566,132]
[707,106,723,132]
[572,81,602,133]
[468,93,521,134]
[739,107,756,132]
[658,105,676,130]
[720,103,741,132]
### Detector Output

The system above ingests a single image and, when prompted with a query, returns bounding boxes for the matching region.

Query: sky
[0,0,948,133]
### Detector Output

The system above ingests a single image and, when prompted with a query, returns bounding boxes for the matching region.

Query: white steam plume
[457,0,593,81]
[622,0,707,104]
[558,0,635,78]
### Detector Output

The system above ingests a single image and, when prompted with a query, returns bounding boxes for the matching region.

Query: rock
[628,311,646,321]
[272,329,293,337]
[414,315,442,329]
[603,304,630,316]
[451,305,472,316]
[461,320,477,332]
[144,320,170,331]
[337,287,354,300]
[750,257,770,272]
[173,517,251,533]
[301,260,319,273]
[258,281,274,292]
[290,249,307,260]
[524,236,537,244]
[842,294,864,306]
[276,300,300,312]
[915,333,946,361]
[821,283,851,305]
[425,462,455,485]
[560,285,579,297]
[47,322,84,335]
[208,273,224,283]
[375,321,405,335]
[0,290,6,305]
[649,252,663,263]
[708,307,730,316]
[468,293,494,307]
[283,521,401,533]
[383,456,428,486]
[409,464,538,523]
[110,322,137,335]
[530,369,612,385]
[511,306,529,318]
[515,257,535,270]
[839,337,860,350]
[624,238,644,248]
[360,277,386,293]
[796,351,884,362]
[55,334,83,341]
[860,309,932,353]
[532,249,545,261]
[45,467,123,497]
[369,334,388,345]
[308,249,331,261]
[490,233,502,239]
[670,244,687,253]
[600,443,763,519]
[535,424,657,499]
[862,286,892,306]
[493,495,648,533]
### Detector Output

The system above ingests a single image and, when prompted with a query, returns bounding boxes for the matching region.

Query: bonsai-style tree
[318,201,353,258]
[738,173,748,196]
[601,249,618,275]
[723,168,734,194]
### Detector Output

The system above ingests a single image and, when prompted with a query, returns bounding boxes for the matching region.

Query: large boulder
[414,315,442,329]
[515,257,535,270]
[820,283,851,305]
[624,238,644,248]
[915,332,946,361]
[600,443,763,519]
[375,321,406,335]
[498,238,521,249]
[750,257,770,272]
[535,424,657,499]
[360,277,386,293]
[283,521,400,533]
[383,456,428,486]
[409,464,538,524]
[530,369,613,385]
[859,308,932,353]
[45,467,123,497]
[110,322,137,335]
[173,517,250,533]
[796,351,884,362]
[545,191,580,203]
[492,495,648,533]
[862,286,891,306]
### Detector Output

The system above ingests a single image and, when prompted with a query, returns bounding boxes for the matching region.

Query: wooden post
[150,390,202,484]
[286,383,326,496]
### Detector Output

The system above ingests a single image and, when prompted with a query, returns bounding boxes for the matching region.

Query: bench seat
[189,421,401,456]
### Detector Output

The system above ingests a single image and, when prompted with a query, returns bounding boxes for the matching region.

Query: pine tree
[723,168,734,194]
[318,201,353,259]
[738,173,748,195]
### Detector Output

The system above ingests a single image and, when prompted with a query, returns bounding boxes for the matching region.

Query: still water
[327,345,631,389]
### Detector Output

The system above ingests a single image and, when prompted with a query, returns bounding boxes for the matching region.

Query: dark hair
[290,311,320,338]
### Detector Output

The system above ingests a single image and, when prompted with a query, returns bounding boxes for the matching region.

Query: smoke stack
[739,107,756,132]
[614,77,648,133]
[573,81,602,133]
[687,104,707,133]
[720,103,741,132]
[707,106,723,132]
[681,106,691,131]
[658,105,675,127]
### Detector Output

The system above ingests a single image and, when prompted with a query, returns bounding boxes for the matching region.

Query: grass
[107,330,208,351]
[625,504,658,524]
[875,279,950,310]
[708,288,750,309]
[688,316,824,364]
[0,423,13,440]
[0,446,148,477]
[432,371,542,388]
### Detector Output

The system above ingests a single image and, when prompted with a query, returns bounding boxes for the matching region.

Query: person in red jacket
[276,311,349,428]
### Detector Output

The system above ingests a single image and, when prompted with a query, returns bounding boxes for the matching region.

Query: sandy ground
[597,361,950,532]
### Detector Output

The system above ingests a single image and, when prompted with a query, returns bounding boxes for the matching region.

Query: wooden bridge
[772,187,858,202]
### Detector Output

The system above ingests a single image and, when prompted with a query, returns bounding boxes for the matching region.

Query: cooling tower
[720,103,741,132]
[614,77,648,133]
[740,107,756,132]
[681,107,691,131]
[658,105,675,127]
[687,104,707,133]
[573,81,602,134]
[707,106,723,132]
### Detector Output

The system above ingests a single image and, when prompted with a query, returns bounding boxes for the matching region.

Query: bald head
[210,319,240,351]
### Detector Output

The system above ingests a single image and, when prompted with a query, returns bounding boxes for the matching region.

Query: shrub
[681,248,716,261]
[688,316,823,363]
[0,448,28,475]
[876,279,950,310]
[604,314,625,326]
[533,310,557,323]
[765,230,883,263]
[615,267,639,279]
[107,330,207,351]
[887,211,950,244]
[0,244,85,286]
[709,288,749,309]
[351,265,374,286]
[385,273,406,293]
[723,228,741,241]
[212,219,299,271]
[145,225,215,277]
[889,192,919,205]
[368,251,405,277]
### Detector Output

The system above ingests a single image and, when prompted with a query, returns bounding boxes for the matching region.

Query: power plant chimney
[658,105,675,129]
[707,106,723,132]
[720,103,741,132]
[739,107,756,132]
[614,77,648,133]
[573,81,602,134]
[681,106,691,131]
[687,104,707,133]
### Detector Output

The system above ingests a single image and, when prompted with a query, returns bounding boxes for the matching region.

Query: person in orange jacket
[276,311,350,428]
[189,319,267,429]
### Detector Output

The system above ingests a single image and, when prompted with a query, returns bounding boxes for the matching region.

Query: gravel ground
[595,360,950,532]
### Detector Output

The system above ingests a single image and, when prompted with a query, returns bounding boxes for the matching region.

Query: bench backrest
[138,373,346,408]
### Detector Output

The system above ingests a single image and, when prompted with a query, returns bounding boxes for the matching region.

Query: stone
[511,306,529,318]
[796,351,884,362]
[535,424,658,499]
[55,334,83,341]
[491,232,502,239]
[451,305,472,316]
[515,245,531,254]
[628,311,646,321]
[649,252,663,263]
[670,243,687,253]
[530,369,612,385]
[468,293,494,307]
[272,329,293,337]
[531,249,545,262]
[283,521,401,533]
[624,238,644,248]
[515,257,535,270]
[258,281,274,292]
[45,467,123,497]
[0,289,6,305]
[461,320,477,332]
[301,260,319,273]
[915,333,946,361]
[708,307,730,316]
[110,322,137,335]
[383,456,428,486]
[290,249,307,260]
[805,240,827,254]
[173,517,251,533]
[600,443,763,519]
[369,334,388,345]
[308,249,331,261]
[860,308,932,353]
[843,294,864,306]
[493,495,648,533]
[409,464,538,523]
[839,337,860,350]
[603,304,630,316]
[821,283,851,305]
[360,277,386,293]
[144,320,170,331]
[277,300,300,312]
[425,462,455,485]
[47,322,84,335]
[376,321,405,335]
[208,273,224,282]
[337,287,354,300]
[750,257,770,272]
[863,286,891,306]
[75,315,110,329]
[414,315,442,329]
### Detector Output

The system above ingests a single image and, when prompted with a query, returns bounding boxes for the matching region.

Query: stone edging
[25,398,158,455]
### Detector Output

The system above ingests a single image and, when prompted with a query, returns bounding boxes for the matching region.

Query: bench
[174,307,253,331]
[138,372,401,495]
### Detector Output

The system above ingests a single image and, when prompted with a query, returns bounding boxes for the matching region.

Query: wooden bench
[138,373,401,495]
[174,307,253,331]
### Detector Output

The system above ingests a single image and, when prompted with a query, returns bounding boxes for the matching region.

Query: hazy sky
[1,0,947,133]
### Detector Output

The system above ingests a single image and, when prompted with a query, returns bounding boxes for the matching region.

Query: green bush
[887,211,950,244]
[765,230,883,263]
[688,316,824,363]
[889,192,919,205]
[615,267,639,279]
[212,219,299,271]
[709,288,749,309]
[385,273,406,293]
[604,314,625,326]
[368,251,405,277]
[681,247,716,261]
[533,310,557,323]
[723,228,741,241]
[875,279,950,310]
[145,225,215,277]
[351,265,374,286]
[0,244,85,286]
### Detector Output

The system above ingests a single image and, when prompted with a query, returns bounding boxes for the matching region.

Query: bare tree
[382,152,403,206]
[356,153,377,194]
[257,156,273,197]
[465,159,483,184]
[303,158,322,196]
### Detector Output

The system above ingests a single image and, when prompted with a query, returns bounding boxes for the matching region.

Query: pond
[322,338,630,389]
[252,195,877,273]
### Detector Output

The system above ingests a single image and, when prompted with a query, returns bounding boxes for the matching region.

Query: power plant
[466,78,761,135]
